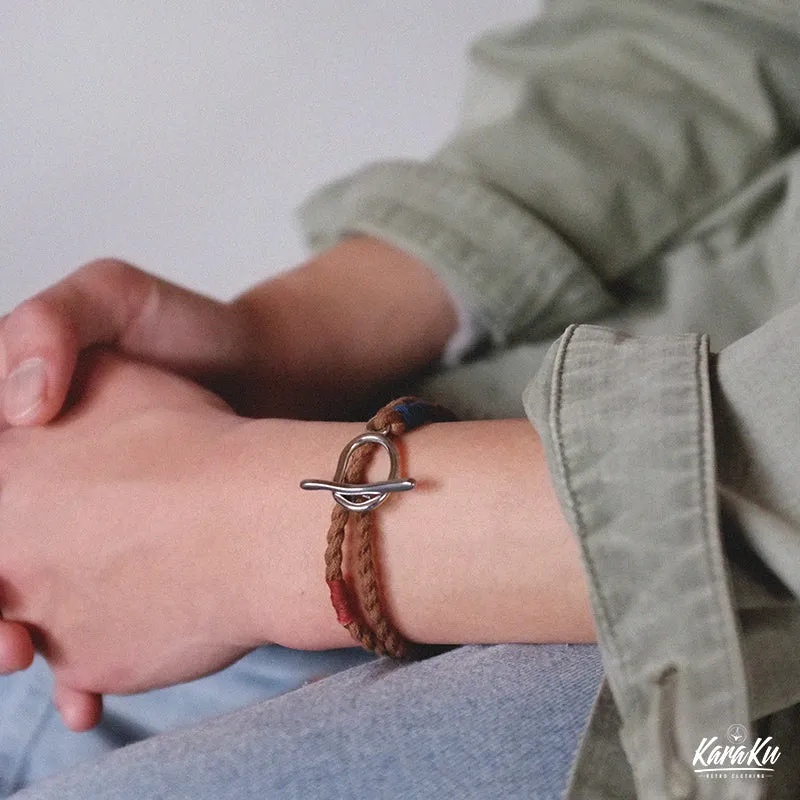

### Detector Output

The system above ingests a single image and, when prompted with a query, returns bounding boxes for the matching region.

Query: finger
[0,619,36,673]
[0,315,13,433]
[53,682,103,732]
[1,260,250,427]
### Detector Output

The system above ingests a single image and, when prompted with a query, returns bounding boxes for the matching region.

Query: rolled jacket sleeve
[299,0,800,349]
[524,309,800,799]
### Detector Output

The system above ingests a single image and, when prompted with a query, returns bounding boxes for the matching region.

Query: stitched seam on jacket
[547,324,624,672]
[694,333,747,730]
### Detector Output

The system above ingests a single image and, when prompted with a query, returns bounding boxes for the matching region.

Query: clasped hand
[0,242,458,730]
[0,350,271,729]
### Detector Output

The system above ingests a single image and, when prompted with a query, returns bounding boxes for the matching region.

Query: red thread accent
[327,579,354,626]
[321,396,456,659]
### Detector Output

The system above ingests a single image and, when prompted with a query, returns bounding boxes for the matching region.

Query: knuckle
[76,259,155,324]
[76,258,138,287]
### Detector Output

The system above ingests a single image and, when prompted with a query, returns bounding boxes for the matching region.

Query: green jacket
[301,1,800,797]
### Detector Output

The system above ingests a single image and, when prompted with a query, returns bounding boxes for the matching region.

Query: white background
[1,2,536,311]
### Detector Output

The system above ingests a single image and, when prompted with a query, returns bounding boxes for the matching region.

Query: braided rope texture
[323,397,456,659]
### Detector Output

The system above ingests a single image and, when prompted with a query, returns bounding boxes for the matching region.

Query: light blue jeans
[3,644,602,799]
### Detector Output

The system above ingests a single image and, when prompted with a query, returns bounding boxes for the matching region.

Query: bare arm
[1,354,591,733]
[235,417,593,650]
[0,237,457,424]
[232,236,458,418]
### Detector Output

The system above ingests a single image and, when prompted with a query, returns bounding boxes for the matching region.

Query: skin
[0,237,593,732]
[0,237,457,422]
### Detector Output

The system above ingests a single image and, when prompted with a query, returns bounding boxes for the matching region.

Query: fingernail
[3,358,47,422]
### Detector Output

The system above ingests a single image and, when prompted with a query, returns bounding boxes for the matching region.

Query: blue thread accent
[393,401,431,431]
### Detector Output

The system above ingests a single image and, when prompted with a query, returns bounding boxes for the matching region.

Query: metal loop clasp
[300,431,415,512]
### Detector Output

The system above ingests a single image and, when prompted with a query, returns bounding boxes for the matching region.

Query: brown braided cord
[324,503,382,653]
[323,397,455,659]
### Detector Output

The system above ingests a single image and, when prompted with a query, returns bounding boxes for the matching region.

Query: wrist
[225,415,594,653]
[231,237,458,418]
[221,417,363,650]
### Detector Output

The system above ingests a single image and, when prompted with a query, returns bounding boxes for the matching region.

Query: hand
[0,350,274,729]
[0,258,254,426]
[0,238,458,425]
[0,351,593,732]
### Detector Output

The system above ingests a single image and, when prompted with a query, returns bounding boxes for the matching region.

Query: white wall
[1,2,536,311]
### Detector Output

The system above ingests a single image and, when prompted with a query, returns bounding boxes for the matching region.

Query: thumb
[1,260,251,426]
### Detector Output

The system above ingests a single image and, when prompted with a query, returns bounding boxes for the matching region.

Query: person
[2,0,800,797]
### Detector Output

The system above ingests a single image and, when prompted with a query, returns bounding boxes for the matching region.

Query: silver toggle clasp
[300,431,415,512]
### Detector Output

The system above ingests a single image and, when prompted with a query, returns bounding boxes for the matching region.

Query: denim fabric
[9,645,602,800]
[0,646,373,797]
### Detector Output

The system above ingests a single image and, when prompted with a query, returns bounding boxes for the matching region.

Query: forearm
[226,416,594,651]
[232,236,458,418]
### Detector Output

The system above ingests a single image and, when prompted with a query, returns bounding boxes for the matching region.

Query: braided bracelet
[300,397,456,659]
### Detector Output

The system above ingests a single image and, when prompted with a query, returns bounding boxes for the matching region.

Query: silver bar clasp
[300,431,415,512]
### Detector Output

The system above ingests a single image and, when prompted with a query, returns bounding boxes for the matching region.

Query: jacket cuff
[298,160,616,346]
[524,324,753,799]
